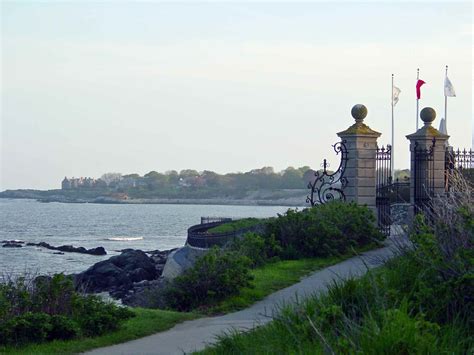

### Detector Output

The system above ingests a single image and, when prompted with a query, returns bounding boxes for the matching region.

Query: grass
[197,257,473,355]
[206,245,377,315]
[1,308,198,354]
[206,218,263,234]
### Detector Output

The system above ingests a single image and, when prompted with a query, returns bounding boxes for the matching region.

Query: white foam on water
[106,237,144,241]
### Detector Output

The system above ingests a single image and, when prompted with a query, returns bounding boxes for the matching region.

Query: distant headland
[0,167,323,206]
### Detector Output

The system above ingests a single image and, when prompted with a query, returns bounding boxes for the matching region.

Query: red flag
[416,79,425,99]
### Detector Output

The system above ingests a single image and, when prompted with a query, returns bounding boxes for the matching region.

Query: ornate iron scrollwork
[307,140,348,206]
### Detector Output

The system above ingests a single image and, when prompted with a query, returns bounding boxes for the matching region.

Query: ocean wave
[106,237,144,241]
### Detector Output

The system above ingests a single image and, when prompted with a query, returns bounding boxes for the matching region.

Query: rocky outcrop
[74,249,173,300]
[26,242,106,255]
[2,240,24,248]
[2,242,23,248]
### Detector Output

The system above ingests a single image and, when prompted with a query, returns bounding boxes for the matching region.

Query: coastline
[0,190,310,207]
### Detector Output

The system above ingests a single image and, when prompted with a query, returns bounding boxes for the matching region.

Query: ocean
[0,199,292,275]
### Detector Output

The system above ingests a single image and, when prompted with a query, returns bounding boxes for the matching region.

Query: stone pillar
[337,104,381,214]
[406,107,449,218]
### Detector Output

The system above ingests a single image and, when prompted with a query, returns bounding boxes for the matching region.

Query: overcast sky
[1,1,472,190]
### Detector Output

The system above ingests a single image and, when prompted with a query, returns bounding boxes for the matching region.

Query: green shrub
[229,232,282,267]
[48,315,80,340]
[0,312,52,345]
[32,274,75,315]
[164,247,253,311]
[266,202,383,259]
[0,273,134,346]
[71,295,134,336]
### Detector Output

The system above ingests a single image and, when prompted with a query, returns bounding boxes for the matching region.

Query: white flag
[392,86,401,106]
[444,76,456,97]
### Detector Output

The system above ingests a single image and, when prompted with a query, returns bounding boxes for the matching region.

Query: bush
[71,295,134,337]
[48,315,80,340]
[265,202,383,259]
[0,312,52,345]
[0,273,134,346]
[164,247,253,311]
[229,232,282,267]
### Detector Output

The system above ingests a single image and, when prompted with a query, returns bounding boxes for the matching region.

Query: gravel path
[85,226,405,355]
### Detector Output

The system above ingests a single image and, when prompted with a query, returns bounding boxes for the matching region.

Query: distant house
[61,176,99,190]
[178,176,204,188]
[62,177,72,189]
[118,177,137,188]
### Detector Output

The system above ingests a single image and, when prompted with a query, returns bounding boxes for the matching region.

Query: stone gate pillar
[406,107,449,219]
[338,104,381,214]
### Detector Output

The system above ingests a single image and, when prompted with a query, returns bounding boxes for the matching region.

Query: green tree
[281,167,304,188]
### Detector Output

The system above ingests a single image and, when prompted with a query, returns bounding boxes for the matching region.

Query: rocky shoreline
[1,237,175,306]
[73,248,174,306]
[1,240,107,255]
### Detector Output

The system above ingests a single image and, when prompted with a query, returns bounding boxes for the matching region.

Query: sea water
[0,199,292,275]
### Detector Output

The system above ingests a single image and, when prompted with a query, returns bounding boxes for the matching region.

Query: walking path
[86,227,405,355]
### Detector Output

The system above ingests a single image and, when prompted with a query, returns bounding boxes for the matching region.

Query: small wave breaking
[106,237,144,241]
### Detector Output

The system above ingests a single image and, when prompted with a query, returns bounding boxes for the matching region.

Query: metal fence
[450,148,474,170]
[187,220,262,248]
[200,217,232,225]
[445,147,474,190]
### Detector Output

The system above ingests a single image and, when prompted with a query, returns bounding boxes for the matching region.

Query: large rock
[161,246,208,280]
[75,249,158,293]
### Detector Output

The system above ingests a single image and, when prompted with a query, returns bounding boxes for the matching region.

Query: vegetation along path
[86,227,405,355]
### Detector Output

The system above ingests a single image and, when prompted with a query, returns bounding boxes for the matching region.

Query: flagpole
[444,65,448,133]
[416,68,419,130]
[391,74,395,180]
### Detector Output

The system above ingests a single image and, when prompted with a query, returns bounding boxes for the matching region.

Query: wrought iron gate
[307,140,348,206]
[414,139,435,216]
[376,145,392,236]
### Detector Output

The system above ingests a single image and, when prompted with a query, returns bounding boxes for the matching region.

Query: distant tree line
[77,166,316,199]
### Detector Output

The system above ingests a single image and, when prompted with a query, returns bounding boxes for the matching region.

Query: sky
[1,1,472,190]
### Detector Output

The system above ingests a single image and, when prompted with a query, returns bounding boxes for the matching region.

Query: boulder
[87,247,107,255]
[75,249,159,293]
